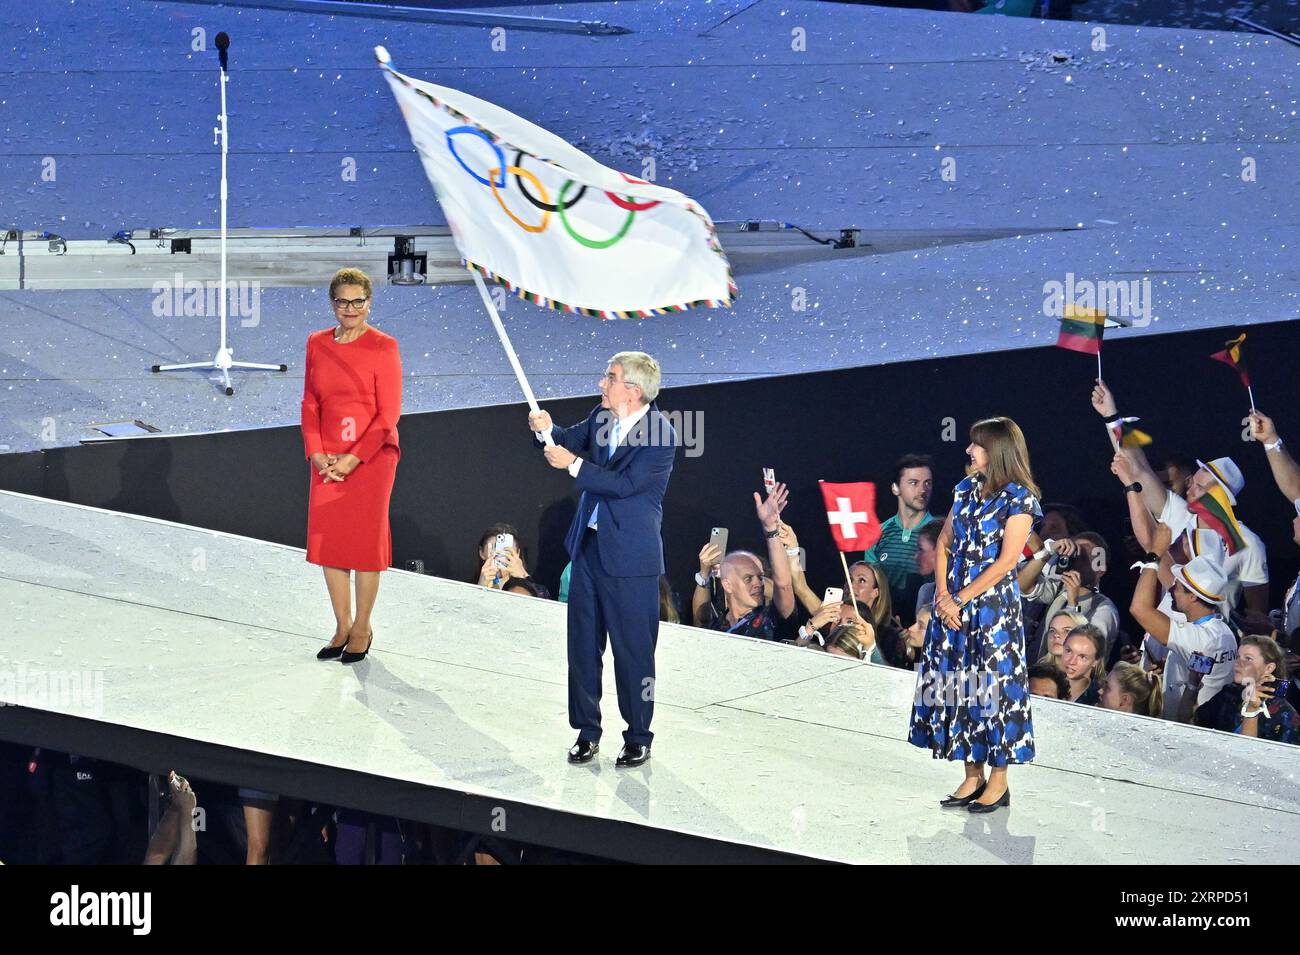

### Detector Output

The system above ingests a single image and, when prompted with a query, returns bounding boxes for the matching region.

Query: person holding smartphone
[908,417,1041,813]
[1193,634,1299,743]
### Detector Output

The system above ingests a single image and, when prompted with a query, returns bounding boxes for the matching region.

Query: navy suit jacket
[540,403,678,578]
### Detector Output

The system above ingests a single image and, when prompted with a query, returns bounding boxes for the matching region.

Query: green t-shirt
[865,512,935,620]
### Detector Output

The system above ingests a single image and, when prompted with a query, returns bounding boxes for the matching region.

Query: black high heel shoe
[967,787,1010,813]
[939,781,986,809]
[316,634,351,660]
[340,631,374,664]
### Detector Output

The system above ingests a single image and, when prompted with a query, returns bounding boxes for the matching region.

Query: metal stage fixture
[150,32,287,398]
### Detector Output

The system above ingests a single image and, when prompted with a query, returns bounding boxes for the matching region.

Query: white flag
[377,49,735,318]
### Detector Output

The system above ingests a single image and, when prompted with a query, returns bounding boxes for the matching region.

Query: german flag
[1108,416,1153,449]
[1056,305,1106,355]
[1210,333,1250,389]
[1189,483,1246,555]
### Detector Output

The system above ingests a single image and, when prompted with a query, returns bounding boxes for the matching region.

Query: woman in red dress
[301,268,402,663]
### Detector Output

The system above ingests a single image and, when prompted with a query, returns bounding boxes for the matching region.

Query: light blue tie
[587,417,620,530]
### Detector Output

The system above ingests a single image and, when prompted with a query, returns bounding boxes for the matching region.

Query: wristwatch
[764,527,780,539]
[1124,481,1143,495]
[694,572,710,588]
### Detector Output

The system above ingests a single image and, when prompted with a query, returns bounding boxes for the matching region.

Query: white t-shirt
[1150,611,1237,721]
[1158,491,1268,610]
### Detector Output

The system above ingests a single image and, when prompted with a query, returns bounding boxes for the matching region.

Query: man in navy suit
[529,352,678,767]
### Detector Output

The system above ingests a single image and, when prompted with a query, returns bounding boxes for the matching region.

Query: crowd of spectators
[477,383,1300,750]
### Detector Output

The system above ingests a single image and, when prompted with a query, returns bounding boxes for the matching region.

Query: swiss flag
[818,481,880,552]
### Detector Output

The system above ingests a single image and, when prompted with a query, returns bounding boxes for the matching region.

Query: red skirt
[305,445,399,572]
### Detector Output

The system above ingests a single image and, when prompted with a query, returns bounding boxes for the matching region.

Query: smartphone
[824,586,844,606]
[494,532,514,568]
[762,468,776,495]
[709,527,729,577]
[1188,651,1214,675]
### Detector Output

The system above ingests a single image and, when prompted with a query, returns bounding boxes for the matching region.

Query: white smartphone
[823,586,843,606]
[762,467,776,495]
[494,532,514,567]
[710,527,729,577]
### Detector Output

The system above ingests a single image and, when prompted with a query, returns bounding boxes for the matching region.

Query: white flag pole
[469,267,554,445]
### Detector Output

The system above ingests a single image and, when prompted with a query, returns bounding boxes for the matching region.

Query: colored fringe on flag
[376,49,735,318]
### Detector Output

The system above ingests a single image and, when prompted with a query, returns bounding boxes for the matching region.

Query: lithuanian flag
[1109,416,1153,449]
[1189,483,1246,555]
[1210,333,1250,389]
[1056,305,1106,355]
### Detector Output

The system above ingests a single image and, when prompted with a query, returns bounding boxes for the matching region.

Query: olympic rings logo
[445,125,661,250]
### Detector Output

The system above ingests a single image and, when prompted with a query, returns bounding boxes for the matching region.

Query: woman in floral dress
[909,416,1041,813]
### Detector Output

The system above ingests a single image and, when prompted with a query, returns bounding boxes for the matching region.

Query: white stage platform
[2,488,1297,863]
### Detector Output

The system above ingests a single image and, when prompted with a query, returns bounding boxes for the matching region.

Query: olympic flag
[376,48,735,318]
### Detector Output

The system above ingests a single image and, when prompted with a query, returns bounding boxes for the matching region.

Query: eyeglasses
[332,297,370,310]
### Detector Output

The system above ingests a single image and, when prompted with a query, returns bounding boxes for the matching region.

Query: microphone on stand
[215,31,230,72]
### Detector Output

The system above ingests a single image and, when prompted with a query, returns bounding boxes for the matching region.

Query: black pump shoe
[939,781,986,808]
[967,788,1010,813]
[316,634,351,660]
[340,632,373,664]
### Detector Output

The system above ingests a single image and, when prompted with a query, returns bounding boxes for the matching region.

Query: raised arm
[756,483,795,620]
[1129,523,1174,644]
[1250,410,1300,503]
[779,522,823,616]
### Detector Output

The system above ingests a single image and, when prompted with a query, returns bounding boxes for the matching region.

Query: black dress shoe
[567,740,599,764]
[615,743,650,768]
[340,632,373,664]
[939,781,986,809]
[316,636,349,660]
[967,788,1010,813]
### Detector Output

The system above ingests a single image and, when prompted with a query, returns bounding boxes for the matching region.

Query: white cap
[1183,526,1226,567]
[1196,456,1244,503]
[1170,555,1228,609]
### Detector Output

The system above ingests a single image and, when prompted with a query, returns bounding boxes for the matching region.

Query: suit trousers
[567,527,660,746]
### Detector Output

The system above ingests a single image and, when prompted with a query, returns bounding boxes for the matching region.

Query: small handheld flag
[818,481,881,552]
[1210,333,1254,410]
[1108,416,1153,449]
[1056,304,1106,356]
[1189,483,1246,556]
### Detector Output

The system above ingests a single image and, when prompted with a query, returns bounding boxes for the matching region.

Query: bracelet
[1130,560,1158,572]
[1265,438,1283,453]
[764,527,780,539]
[785,546,800,556]
[1241,701,1266,719]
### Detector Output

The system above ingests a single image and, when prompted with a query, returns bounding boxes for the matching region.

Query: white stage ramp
[1,489,1296,864]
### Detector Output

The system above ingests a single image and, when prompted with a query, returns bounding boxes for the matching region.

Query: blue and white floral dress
[908,474,1040,766]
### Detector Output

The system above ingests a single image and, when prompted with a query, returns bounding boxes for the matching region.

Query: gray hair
[610,351,661,404]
